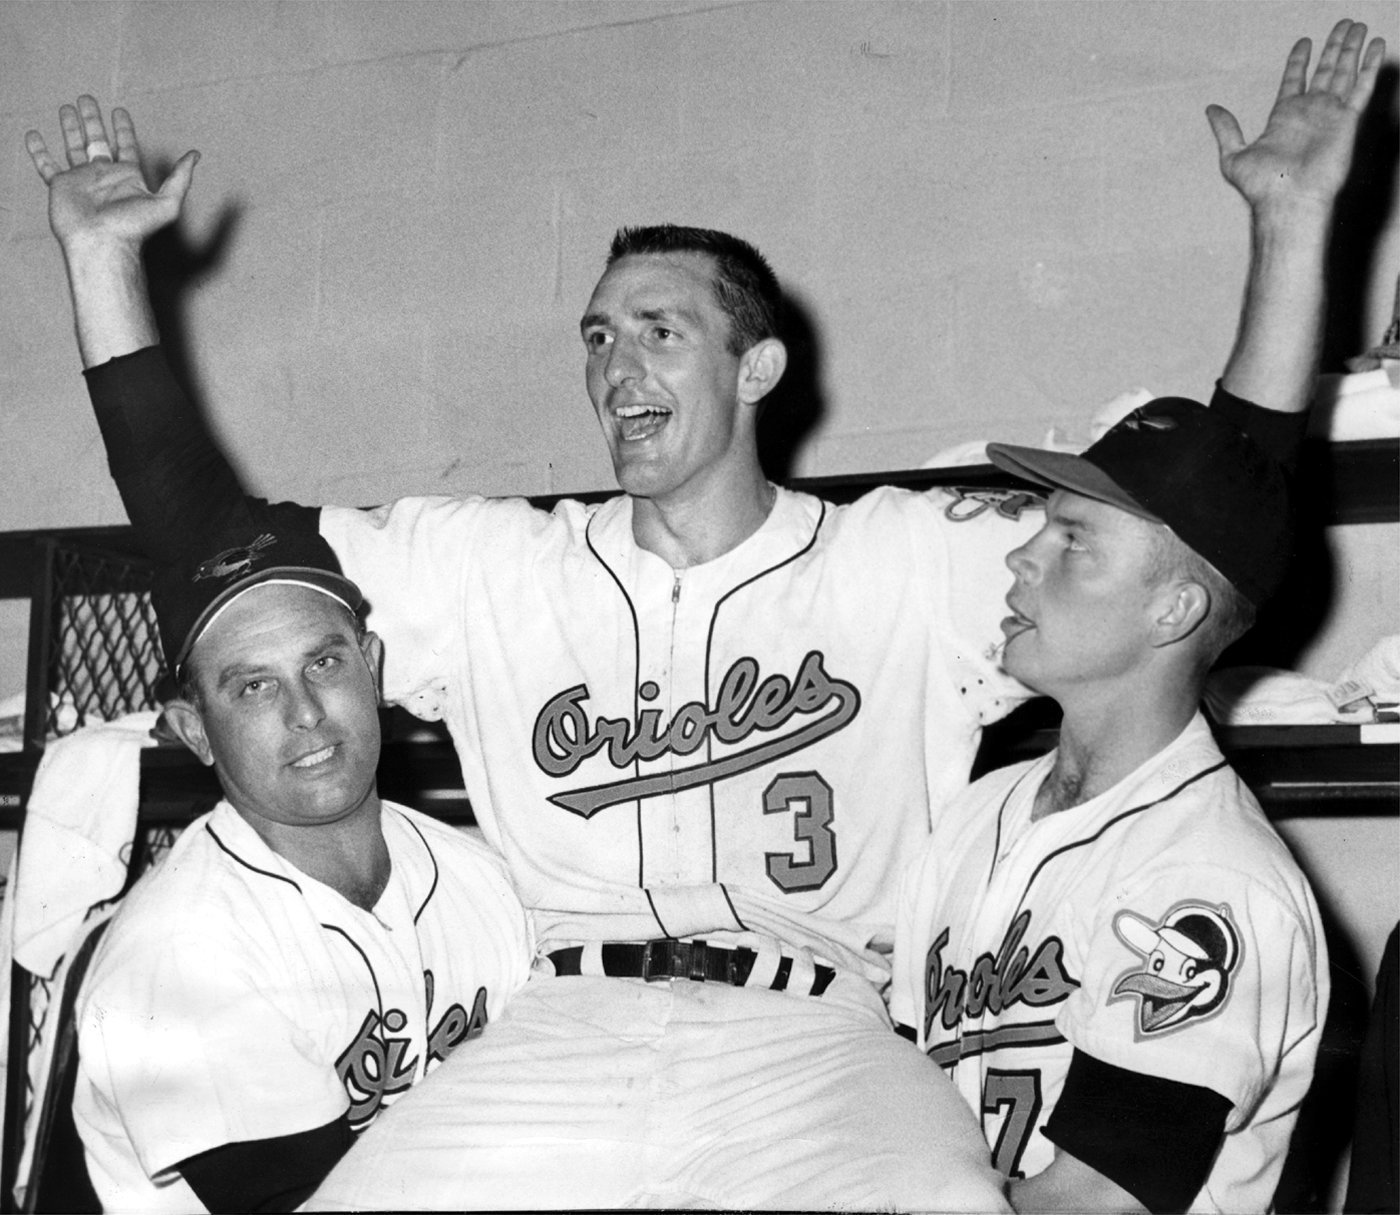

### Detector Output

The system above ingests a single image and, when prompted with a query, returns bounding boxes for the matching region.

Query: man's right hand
[27,95,198,255]
[26,96,199,367]
[1205,19,1384,222]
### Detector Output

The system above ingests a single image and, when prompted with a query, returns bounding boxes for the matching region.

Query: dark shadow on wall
[140,154,245,475]
[1217,75,1397,1199]
[1322,62,1399,372]
[1270,860,1371,1212]
[1221,64,1398,674]
[759,289,828,485]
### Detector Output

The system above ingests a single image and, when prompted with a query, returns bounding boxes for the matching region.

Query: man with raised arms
[893,398,1331,1211]
[27,20,1382,1209]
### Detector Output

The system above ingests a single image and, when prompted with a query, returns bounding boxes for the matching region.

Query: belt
[547,939,836,997]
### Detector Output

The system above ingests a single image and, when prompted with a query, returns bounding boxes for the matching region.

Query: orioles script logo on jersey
[336,982,489,1128]
[941,486,1043,523]
[923,910,1078,1066]
[532,650,860,818]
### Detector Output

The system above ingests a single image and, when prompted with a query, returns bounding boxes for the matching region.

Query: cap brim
[1115,912,1160,956]
[986,442,1163,524]
[175,566,363,675]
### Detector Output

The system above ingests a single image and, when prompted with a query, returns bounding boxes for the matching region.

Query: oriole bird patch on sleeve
[1109,903,1240,1035]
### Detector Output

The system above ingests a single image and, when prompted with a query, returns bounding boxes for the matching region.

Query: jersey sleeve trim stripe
[205,823,305,894]
[644,888,672,938]
[989,767,1040,885]
[321,922,384,1013]
[397,811,440,925]
[1018,761,1229,908]
[584,512,646,888]
[703,499,827,884]
[719,884,749,933]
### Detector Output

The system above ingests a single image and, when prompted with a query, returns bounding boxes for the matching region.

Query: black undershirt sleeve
[83,345,320,565]
[177,1115,355,1213]
[1042,1048,1231,1215]
[1208,381,1309,475]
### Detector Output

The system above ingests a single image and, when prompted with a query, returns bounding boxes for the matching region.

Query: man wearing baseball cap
[70,526,532,1214]
[893,400,1328,1212]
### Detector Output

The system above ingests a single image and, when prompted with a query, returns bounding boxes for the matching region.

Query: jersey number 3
[763,772,836,892]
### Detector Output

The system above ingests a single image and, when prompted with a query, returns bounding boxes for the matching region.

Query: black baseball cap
[986,397,1294,607]
[154,527,364,679]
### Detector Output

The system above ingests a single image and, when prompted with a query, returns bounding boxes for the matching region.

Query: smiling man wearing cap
[25,14,1383,1210]
[69,526,533,1214]
[892,400,1328,1213]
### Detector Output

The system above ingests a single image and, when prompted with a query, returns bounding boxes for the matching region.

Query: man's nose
[604,336,644,388]
[285,680,326,730]
[1005,537,1040,582]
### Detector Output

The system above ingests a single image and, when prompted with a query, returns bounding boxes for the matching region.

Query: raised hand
[26,96,198,253]
[1206,19,1385,215]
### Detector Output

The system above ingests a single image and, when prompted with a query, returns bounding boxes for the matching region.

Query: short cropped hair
[1148,527,1257,667]
[607,225,782,356]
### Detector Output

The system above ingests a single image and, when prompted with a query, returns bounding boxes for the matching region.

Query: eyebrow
[1047,502,1097,533]
[212,632,355,692]
[579,304,702,333]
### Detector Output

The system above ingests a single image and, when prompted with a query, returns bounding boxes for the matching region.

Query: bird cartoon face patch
[1109,903,1241,1036]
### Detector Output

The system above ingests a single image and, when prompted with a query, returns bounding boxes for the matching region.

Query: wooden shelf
[2,716,1393,832]
[2,441,1394,827]
[3,439,1393,600]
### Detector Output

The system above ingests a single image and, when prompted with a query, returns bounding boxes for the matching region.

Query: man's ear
[1151,579,1210,648]
[360,631,386,703]
[162,698,215,767]
[737,337,787,407]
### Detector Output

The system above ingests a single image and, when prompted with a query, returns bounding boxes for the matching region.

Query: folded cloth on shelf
[1310,366,1400,440]
[11,711,160,978]
[1336,636,1400,710]
[1205,636,1400,727]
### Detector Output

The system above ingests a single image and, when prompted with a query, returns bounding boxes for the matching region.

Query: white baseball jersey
[891,713,1328,1212]
[321,483,1039,981]
[73,799,532,1214]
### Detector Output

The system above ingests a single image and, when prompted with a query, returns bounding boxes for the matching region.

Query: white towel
[1310,366,1400,440]
[11,711,160,979]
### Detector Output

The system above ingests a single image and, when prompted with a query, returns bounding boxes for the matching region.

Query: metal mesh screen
[41,543,165,738]
[13,539,169,1158]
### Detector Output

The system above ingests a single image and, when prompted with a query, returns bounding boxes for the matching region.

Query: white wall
[4,2,1397,512]
[4,2,1397,685]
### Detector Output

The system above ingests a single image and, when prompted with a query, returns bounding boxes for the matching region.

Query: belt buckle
[641,939,707,981]
[641,938,682,981]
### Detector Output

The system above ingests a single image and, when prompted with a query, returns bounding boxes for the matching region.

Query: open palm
[1207,20,1384,211]
[26,96,196,249]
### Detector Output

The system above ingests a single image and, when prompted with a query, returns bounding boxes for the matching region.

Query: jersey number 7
[983,1068,1043,1178]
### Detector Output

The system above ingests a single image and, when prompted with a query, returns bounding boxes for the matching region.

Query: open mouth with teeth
[614,404,672,442]
[290,744,338,770]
